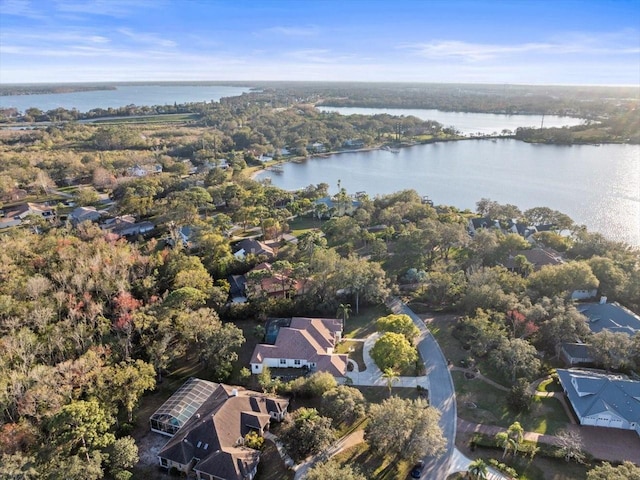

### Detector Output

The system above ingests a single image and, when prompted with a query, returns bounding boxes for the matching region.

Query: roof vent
[231,388,239,397]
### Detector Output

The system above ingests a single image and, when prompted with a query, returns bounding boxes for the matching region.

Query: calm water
[0,85,251,113]
[318,106,585,136]
[257,139,640,246]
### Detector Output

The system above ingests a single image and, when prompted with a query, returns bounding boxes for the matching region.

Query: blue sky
[1,0,639,85]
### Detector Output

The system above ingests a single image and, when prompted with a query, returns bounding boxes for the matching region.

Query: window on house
[294,359,301,365]
[160,458,168,466]
[280,359,286,365]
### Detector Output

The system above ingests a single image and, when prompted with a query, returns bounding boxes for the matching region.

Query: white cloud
[0,0,45,19]
[53,0,163,17]
[262,25,319,37]
[117,28,177,48]
[403,33,640,61]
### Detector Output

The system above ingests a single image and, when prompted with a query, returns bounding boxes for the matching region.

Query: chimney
[600,296,607,304]
[231,388,239,397]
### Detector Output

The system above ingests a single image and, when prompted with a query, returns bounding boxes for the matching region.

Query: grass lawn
[256,440,294,480]
[343,304,389,339]
[356,386,423,403]
[453,371,569,435]
[537,375,562,393]
[332,442,414,480]
[336,340,366,371]
[427,314,570,435]
[288,215,323,234]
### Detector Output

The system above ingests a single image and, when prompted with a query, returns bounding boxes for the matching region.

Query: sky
[1,0,639,85]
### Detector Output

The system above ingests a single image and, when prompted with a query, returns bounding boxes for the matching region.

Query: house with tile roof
[557,369,640,437]
[502,247,564,271]
[151,379,288,480]
[250,317,347,377]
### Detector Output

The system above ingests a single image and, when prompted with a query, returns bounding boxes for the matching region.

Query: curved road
[387,298,456,479]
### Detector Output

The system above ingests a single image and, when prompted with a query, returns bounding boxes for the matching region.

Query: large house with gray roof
[250,317,347,377]
[578,302,640,336]
[557,369,640,437]
[150,378,288,480]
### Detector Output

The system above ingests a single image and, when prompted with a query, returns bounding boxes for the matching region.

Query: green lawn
[453,371,569,435]
[336,340,366,371]
[343,304,389,339]
[256,440,294,480]
[332,442,414,480]
[427,314,570,435]
[537,375,562,393]
[288,215,323,235]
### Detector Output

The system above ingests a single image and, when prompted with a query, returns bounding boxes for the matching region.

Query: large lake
[0,85,251,113]
[318,106,585,136]
[256,140,640,246]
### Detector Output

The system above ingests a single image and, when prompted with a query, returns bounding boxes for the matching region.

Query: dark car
[410,460,424,478]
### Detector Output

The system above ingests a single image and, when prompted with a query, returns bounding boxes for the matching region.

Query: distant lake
[256,139,640,246]
[0,85,251,113]
[317,106,585,136]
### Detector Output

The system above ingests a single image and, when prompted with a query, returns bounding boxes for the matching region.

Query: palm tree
[495,431,516,459]
[382,367,399,396]
[507,421,524,456]
[336,303,351,329]
[467,458,488,480]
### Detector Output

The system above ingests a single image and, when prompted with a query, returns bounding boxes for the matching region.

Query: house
[502,247,564,271]
[100,215,154,237]
[151,378,288,480]
[0,202,55,229]
[467,216,496,236]
[557,369,640,437]
[571,289,598,301]
[69,206,102,225]
[228,275,247,303]
[314,196,361,218]
[250,317,347,377]
[233,239,275,260]
[307,142,326,153]
[128,163,163,177]
[559,343,594,366]
[577,301,640,336]
[245,263,306,300]
[343,139,365,149]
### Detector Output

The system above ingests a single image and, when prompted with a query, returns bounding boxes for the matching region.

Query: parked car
[410,460,424,478]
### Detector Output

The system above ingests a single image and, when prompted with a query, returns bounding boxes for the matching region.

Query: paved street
[387,298,457,479]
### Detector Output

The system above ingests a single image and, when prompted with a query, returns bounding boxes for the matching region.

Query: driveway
[345,332,430,390]
[386,298,457,479]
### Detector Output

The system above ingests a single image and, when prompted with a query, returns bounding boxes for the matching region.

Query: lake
[317,106,585,136]
[0,85,251,113]
[256,139,640,246]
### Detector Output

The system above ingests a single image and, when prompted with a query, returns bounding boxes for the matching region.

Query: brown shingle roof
[157,383,288,480]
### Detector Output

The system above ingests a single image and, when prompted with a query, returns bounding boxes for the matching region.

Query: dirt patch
[136,431,169,470]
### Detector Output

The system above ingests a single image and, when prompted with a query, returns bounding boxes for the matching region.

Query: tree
[507,378,532,413]
[468,458,489,480]
[108,360,156,422]
[588,330,633,371]
[365,396,445,462]
[527,262,599,300]
[586,461,640,480]
[495,431,516,459]
[491,337,540,382]
[370,332,418,372]
[107,436,139,480]
[336,303,351,327]
[49,400,115,460]
[304,460,365,480]
[382,367,399,396]
[279,408,335,461]
[555,428,585,463]
[376,314,420,342]
[320,386,366,425]
[335,255,389,314]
